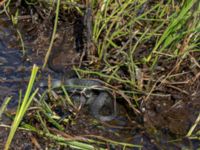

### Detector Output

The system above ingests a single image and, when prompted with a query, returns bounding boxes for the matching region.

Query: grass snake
[40,78,117,122]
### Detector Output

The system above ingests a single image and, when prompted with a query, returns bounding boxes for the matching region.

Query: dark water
[0,17,32,108]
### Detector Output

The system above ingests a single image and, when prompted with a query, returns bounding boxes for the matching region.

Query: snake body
[40,78,117,121]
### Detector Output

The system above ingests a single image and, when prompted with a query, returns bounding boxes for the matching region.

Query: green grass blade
[0,97,12,119]
[146,0,198,63]
[42,0,61,68]
[5,64,39,150]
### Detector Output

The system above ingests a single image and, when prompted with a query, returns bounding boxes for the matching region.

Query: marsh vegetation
[0,0,200,149]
